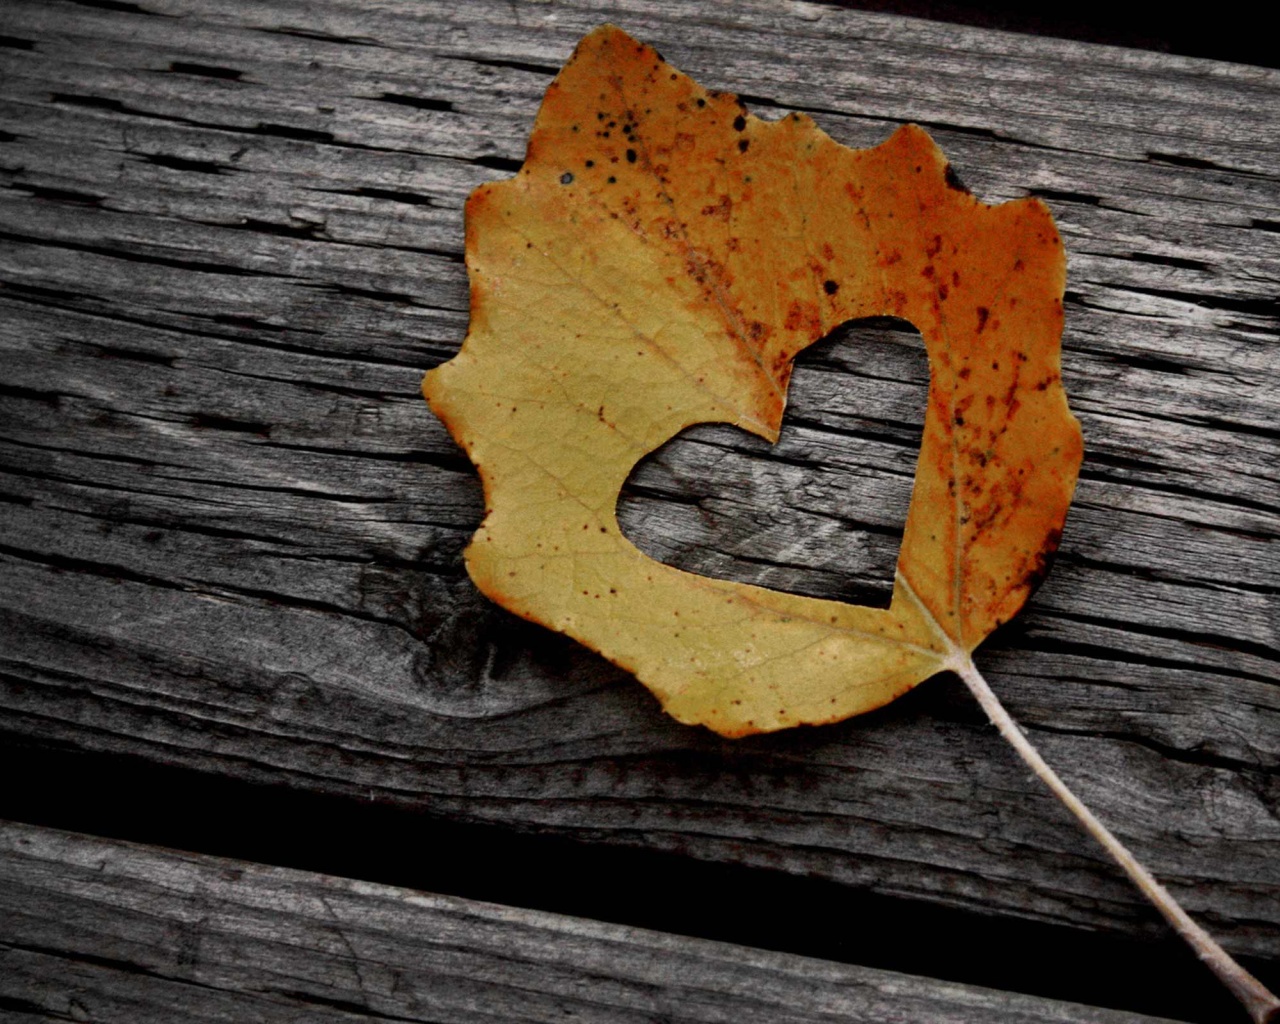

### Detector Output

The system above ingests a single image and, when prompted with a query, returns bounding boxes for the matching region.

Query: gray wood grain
[0,0,1277,966]
[0,820,1182,1024]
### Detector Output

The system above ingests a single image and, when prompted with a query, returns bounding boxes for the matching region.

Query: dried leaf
[422,41,1280,1012]
[424,25,1082,737]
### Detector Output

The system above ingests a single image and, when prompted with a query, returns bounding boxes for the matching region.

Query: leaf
[424,28,1280,1020]
[425,24,1081,737]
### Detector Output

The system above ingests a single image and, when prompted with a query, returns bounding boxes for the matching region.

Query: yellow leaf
[424,25,1082,737]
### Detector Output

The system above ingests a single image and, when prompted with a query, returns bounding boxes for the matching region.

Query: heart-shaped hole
[618,317,928,610]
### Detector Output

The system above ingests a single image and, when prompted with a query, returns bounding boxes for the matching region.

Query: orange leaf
[424,25,1082,737]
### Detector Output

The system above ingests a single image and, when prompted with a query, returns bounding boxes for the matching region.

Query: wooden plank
[0,820,1181,1024]
[0,0,1277,970]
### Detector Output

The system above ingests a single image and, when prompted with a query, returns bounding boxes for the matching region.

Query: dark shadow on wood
[4,734,1273,1024]
[817,1,1279,68]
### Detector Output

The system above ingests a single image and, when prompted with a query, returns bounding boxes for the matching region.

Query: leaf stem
[950,653,1280,1024]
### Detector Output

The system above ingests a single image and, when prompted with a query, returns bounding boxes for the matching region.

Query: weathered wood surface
[0,820,1184,1024]
[0,0,1276,982]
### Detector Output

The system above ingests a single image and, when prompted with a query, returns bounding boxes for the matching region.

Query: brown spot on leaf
[1020,528,1063,595]
[944,163,970,193]
[783,299,820,333]
[701,194,733,219]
